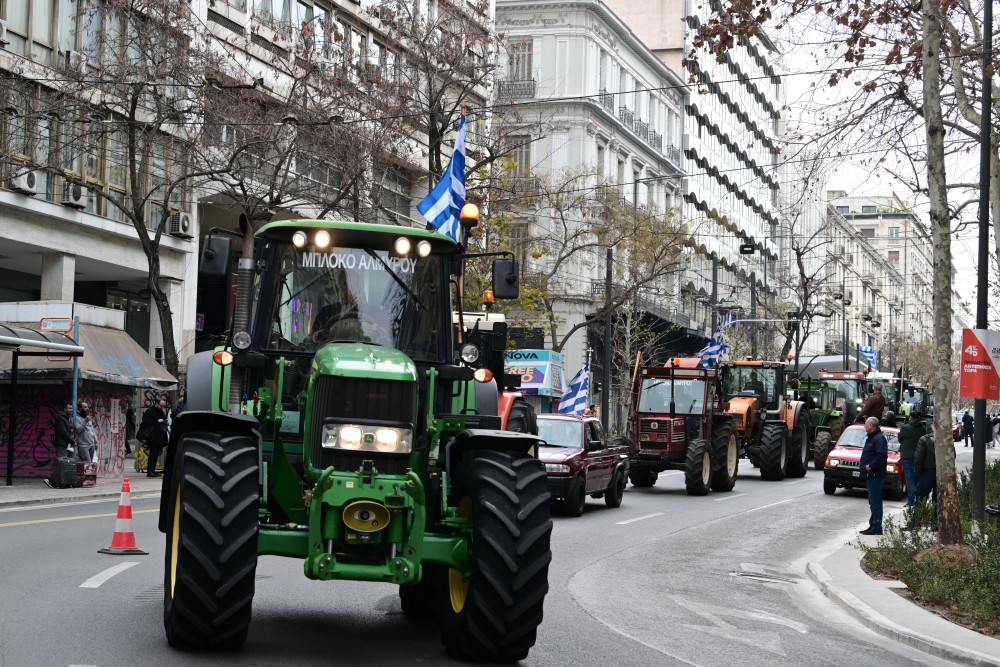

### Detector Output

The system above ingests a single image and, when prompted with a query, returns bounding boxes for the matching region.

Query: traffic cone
[98,478,148,555]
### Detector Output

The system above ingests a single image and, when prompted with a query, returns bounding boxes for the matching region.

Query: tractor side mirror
[199,236,233,280]
[492,258,519,299]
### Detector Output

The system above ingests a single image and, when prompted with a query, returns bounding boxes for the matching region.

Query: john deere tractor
[159,212,552,662]
[792,379,845,470]
[719,360,811,480]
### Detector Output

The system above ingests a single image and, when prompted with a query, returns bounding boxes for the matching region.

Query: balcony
[598,89,614,112]
[633,119,648,138]
[497,79,536,99]
[648,130,662,150]
[618,106,634,127]
[664,144,681,164]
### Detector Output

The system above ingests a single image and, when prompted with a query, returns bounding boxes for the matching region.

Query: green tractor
[793,379,845,470]
[158,214,552,662]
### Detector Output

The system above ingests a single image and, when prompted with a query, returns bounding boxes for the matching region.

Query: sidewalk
[0,471,164,509]
[808,530,1000,667]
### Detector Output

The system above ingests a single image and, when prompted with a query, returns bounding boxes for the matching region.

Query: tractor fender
[157,411,263,533]
[784,400,805,433]
[444,429,543,503]
[184,350,222,412]
[475,378,500,418]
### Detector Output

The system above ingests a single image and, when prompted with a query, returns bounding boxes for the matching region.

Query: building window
[888,250,899,266]
[860,228,875,238]
[835,205,849,214]
[862,205,876,213]
[508,39,532,81]
[888,226,899,238]
[596,144,605,177]
[510,136,531,178]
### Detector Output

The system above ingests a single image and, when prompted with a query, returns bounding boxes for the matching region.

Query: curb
[806,558,1000,667]
[0,489,162,510]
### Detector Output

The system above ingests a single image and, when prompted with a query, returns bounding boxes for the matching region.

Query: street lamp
[787,308,801,376]
[832,287,852,369]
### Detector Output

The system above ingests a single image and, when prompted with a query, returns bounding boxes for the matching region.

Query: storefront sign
[505,349,564,397]
[959,328,1000,400]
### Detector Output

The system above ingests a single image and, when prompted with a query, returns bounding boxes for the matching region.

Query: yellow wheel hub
[169,489,181,598]
[448,496,474,613]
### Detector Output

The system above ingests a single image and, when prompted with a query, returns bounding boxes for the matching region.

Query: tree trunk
[922,0,961,545]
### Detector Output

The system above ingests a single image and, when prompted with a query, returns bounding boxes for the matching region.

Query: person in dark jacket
[859,416,889,535]
[897,412,925,507]
[962,410,974,447]
[140,398,169,477]
[914,422,936,502]
[52,403,75,458]
[855,382,887,424]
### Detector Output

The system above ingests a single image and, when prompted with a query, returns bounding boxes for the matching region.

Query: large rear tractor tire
[710,419,738,492]
[440,450,552,662]
[786,412,811,478]
[163,432,259,650]
[758,423,788,481]
[506,398,538,435]
[604,467,626,508]
[813,431,832,471]
[629,466,658,488]
[685,439,713,496]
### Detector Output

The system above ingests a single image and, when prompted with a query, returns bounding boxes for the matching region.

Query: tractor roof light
[460,203,480,228]
[292,230,308,248]
[394,236,412,256]
[314,230,331,249]
[417,240,432,257]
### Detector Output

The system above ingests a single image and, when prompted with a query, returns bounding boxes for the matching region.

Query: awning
[0,323,177,389]
[0,324,84,354]
[504,349,564,397]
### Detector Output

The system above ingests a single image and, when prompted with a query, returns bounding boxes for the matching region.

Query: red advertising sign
[959,329,1000,400]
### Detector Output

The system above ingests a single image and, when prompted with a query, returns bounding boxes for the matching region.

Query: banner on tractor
[959,328,1000,400]
[504,349,565,397]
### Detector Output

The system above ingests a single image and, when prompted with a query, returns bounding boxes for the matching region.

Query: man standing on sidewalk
[74,401,99,464]
[897,411,925,507]
[962,410,974,447]
[859,416,888,535]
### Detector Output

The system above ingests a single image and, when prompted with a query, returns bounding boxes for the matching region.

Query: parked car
[536,414,629,516]
[952,419,963,442]
[822,424,906,500]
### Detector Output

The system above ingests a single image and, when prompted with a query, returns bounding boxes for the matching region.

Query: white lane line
[745,498,794,514]
[714,493,747,501]
[784,479,809,484]
[616,512,665,525]
[659,471,682,476]
[80,562,140,588]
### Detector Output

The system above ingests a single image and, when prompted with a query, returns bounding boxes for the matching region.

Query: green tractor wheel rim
[449,496,474,613]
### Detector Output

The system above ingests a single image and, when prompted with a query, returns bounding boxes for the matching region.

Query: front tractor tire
[813,431,832,471]
[786,412,811,478]
[629,466,658,488]
[440,450,552,663]
[164,432,260,650]
[685,439,713,496]
[710,419,738,492]
[758,423,788,481]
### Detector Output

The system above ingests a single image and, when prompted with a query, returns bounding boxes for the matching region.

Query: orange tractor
[718,360,811,480]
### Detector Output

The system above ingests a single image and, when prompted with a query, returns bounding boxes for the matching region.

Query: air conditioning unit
[0,19,9,47]
[168,211,194,239]
[10,171,37,195]
[61,181,87,208]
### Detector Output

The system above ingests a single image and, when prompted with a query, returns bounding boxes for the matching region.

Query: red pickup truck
[536,414,630,516]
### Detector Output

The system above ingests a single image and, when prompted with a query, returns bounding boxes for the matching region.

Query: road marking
[714,493,746,501]
[673,594,807,656]
[784,479,809,484]
[0,495,160,514]
[80,562,140,588]
[0,508,158,529]
[616,512,665,525]
[744,498,794,514]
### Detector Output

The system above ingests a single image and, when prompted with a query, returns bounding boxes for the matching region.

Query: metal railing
[633,119,648,137]
[498,79,536,98]
[598,89,614,111]
[649,130,662,150]
[618,106,633,126]
[665,144,681,163]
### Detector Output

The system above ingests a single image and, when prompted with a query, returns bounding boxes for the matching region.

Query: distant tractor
[619,358,738,496]
[817,370,869,425]
[793,379,845,470]
[719,360,810,481]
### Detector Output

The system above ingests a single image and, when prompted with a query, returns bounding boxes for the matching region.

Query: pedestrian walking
[897,411,925,507]
[855,382,887,424]
[73,401,98,463]
[140,398,169,477]
[52,403,75,458]
[859,416,888,535]
[962,410,974,447]
[914,422,937,503]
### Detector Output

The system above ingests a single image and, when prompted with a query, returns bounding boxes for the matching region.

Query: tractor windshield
[721,366,777,407]
[639,378,707,415]
[263,244,446,362]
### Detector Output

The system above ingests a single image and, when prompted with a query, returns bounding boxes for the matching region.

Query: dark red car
[537,414,629,516]
[823,424,906,500]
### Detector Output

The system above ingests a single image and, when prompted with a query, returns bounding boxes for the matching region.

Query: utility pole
[750,271,757,358]
[602,248,612,432]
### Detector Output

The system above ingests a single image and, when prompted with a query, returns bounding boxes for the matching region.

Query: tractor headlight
[545,463,570,474]
[461,343,479,363]
[322,423,412,454]
[232,330,252,350]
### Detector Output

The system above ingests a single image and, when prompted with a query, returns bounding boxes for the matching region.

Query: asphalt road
[3,449,987,667]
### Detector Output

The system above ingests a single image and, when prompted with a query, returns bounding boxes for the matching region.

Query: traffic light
[786,309,800,335]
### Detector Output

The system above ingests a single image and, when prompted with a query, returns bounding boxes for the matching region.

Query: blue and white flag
[417,115,466,243]
[860,345,877,370]
[558,361,590,415]
[698,313,733,368]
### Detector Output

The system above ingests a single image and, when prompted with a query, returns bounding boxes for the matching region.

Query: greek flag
[558,362,590,415]
[417,115,466,243]
[860,345,877,370]
[698,312,733,368]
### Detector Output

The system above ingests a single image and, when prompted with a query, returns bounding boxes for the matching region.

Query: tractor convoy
[164,208,931,661]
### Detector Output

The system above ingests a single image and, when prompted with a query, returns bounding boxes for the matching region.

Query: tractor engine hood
[312,342,419,382]
[725,396,759,429]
